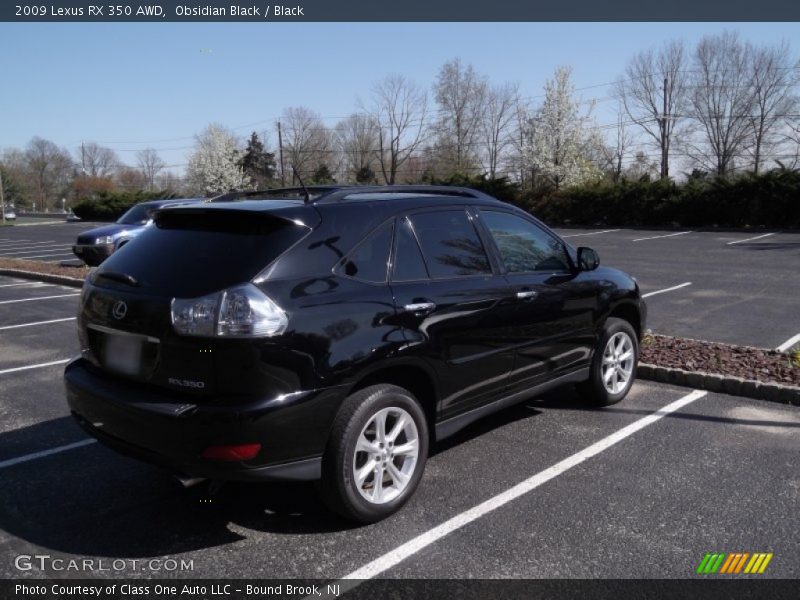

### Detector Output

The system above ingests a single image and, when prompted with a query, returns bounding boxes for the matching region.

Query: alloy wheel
[352,407,419,504]
[602,331,635,394]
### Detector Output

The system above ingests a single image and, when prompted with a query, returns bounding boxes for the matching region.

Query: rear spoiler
[152,205,320,231]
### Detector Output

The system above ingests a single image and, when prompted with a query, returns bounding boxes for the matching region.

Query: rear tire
[578,317,638,406]
[318,384,429,523]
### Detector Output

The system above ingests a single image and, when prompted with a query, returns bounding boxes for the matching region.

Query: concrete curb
[0,269,84,289]
[638,363,800,406]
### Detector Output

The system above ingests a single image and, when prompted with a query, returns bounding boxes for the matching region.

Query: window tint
[393,218,429,281]
[99,211,308,298]
[409,211,491,279]
[482,211,570,273]
[335,222,393,283]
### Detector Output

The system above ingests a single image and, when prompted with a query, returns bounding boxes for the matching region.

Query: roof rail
[313,185,494,204]
[208,186,351,203]
[207,185,494,205]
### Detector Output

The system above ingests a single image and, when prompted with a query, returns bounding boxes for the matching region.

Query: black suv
[65,186,646,522]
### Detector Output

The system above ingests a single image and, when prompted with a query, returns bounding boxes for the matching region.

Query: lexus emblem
[112,300,128,320]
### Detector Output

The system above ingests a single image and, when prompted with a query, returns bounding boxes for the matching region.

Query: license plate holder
[103,333,142,376]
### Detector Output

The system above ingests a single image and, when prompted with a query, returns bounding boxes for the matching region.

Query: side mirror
[577,247,600,271]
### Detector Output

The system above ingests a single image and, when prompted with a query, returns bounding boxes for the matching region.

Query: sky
[1,22,798,174]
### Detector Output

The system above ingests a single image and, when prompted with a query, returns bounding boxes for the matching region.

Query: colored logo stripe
[697,552,773,574]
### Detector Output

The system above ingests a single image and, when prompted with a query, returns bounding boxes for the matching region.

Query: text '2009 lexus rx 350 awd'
[65,185,646,523]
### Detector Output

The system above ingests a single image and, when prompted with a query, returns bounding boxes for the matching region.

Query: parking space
[554,228,800,349]
[0,273,797,580]
[0,221,101,263]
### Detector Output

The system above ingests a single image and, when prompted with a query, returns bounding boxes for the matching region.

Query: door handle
[403,302,436,314]
[516,290,538,300]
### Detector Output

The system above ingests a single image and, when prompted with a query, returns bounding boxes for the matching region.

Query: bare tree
[480,82,519,179]
[688,32,756,176]
[136,148,166,191]
[25,137,73,209]
[334,113,380,181]
[603,109,634,182]
[369,74,429,184]
[615,40,688,179]
[280,107,332,182]
[433,59,488,174]
[78,142,120,177]
[746,41,800,173]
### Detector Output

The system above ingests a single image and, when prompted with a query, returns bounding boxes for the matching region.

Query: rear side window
[409,210,492,279]
[481,211,570,273]
[97,210,309,298]
[392,217,429,282]
[335,222,393,283]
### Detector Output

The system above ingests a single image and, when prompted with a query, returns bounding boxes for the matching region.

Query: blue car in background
[72,198,202,266]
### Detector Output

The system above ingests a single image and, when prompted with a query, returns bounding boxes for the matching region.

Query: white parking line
[0,317,77,331]
[776,333,800,352]
[727,233,776,246]
[0,439,96,470]
[0,240,68,248]
[0,294,80,305]
[0,282,47,288]
[0,246,72,256]
[561,229,620,238]
[0,240,52,246]
[0,358,71,375]
[329,390,707,588]
[632,231,692,242]
[0,244,72,253]
[642,282,692,298]
[7,253,75,260]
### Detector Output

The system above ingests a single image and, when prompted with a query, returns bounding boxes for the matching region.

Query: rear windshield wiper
[96,271,139,287]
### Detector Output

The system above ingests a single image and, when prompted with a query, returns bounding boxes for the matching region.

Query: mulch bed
[0,257,88,280]
[641,334,799,387]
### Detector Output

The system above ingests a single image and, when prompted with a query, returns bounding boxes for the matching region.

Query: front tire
[319,384,429,523]
[578,317,638,406]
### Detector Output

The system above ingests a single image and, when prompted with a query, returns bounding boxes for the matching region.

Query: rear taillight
[201,443,262,461]
[170,283,287,338]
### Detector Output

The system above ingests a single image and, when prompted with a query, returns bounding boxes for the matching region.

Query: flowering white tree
[522,66,602,189]
[186,124,249,195]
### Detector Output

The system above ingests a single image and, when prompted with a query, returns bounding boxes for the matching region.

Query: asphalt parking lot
[552,227,800,350]
[0,266,798,581]
[0,219,102,264]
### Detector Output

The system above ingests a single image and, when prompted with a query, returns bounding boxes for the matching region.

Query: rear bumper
[72,243,114,266]
[64,358,346,481]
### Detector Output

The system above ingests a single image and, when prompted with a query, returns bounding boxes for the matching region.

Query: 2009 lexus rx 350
[65,185,646,523]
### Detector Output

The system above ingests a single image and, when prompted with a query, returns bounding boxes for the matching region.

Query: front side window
[409,210,492,279]
[481,211,570,273]
[335,222,394,283]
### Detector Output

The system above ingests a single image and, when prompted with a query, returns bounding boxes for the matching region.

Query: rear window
[334,222,393,283]
[96,210,308,297]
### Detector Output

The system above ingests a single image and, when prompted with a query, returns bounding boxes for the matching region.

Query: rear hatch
[80,204,316,395]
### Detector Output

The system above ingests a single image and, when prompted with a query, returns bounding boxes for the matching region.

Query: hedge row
[525,171,800,228]
[72,190,176,221]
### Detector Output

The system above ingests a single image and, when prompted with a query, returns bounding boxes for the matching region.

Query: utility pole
[661,77,668,180]
[277,121,285,186]
[0,170,5,225]
[81,140,86,176]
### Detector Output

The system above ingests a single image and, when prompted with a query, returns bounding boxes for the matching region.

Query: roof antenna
[291,165,311,204]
